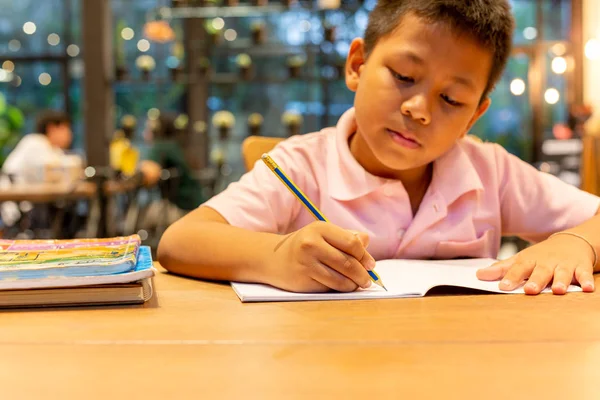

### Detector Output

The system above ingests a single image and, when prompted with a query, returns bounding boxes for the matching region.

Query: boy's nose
[400,95,431,126]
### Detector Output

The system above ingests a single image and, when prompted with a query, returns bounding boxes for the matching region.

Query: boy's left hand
[477,234,596,295]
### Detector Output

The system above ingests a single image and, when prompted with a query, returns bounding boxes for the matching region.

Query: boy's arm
[495,144,600,242]
[156,138,299,282]
[157,206,284,283]
[559,206,600,272]
[477,145,600,294]
[157,205,375,292]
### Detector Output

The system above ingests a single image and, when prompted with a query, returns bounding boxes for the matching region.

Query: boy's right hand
[266,221,376,293]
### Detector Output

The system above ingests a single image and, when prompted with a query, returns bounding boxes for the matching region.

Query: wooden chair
[466,134,483,143]
[581,115,600,195]
[241,136,284,171]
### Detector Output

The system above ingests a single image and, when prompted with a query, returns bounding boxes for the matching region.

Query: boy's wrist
[250,232,290,286]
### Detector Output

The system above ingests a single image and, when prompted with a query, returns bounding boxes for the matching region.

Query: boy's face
[46,122,72,149]
[346,13,493,173]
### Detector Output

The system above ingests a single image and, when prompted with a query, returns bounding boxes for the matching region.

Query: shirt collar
[327,108,483,205]
[327,108,388,201]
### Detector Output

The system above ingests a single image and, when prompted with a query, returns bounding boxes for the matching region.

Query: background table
[0,181,97,203]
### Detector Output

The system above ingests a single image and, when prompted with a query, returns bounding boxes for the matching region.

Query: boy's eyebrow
[400,50,425,66]
[395,50,478,91]
[450,75,477,91]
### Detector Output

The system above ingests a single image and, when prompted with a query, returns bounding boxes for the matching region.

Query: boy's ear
[460,97,492,138]
[345,38,366,92]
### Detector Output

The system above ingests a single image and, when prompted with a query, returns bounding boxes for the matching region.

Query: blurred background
[0,0,599,257]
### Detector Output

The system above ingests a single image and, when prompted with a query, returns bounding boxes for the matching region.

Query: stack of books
[0,234,155,308]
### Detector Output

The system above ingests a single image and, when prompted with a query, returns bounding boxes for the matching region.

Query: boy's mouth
[387,128,421,149]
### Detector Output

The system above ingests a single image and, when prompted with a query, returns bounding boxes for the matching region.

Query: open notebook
[231,258,582,303]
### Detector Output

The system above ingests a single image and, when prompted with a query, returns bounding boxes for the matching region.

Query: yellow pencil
[261,153,387,291]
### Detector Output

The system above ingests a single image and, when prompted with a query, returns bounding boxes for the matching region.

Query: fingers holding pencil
[322,228,377,271]
[268,222,376,293]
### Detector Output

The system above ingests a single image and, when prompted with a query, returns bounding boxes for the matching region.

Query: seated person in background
[3,110,75,182]
[110,115,140,179]
[145,112,204,212]
[110,114,161,187]
[1,110,83,237]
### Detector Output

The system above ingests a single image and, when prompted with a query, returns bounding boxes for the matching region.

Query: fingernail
[526,282,538,291]
[554,282,566,291]
[366,259,376,270]
[501,279,511,288]
[583,281,594,291]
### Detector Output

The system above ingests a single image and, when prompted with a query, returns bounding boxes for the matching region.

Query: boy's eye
[390,68,463,107]
[390,70,414,83]
[441,94,462,107]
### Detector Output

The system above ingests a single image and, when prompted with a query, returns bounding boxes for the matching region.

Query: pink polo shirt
[204,108,600,260]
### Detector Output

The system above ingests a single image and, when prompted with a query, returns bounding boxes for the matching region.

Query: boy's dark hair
[35,110,71,135]
[364,0,515,100]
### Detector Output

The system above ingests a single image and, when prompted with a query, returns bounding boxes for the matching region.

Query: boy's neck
[348,131,433,214]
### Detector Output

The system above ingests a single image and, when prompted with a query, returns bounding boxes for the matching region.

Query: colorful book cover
[0,234,141,280]
[0,246,154,291]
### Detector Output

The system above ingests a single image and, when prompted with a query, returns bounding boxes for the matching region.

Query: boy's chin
[376,151,430,173]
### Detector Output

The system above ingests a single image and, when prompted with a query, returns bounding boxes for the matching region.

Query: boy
[158,0,600,296]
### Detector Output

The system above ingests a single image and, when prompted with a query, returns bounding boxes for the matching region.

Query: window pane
[471,55,533,161]
[1,62,64,135]
[326,78,354,127]
[203,5,368,181]
[111,0,188,161]
[543,48,570,140]
[68,58,84,150]
[511,0,538,45]
[542,0,571,41]
[0,0,82,153]
[114,82,186,137]
[0,0,67,56]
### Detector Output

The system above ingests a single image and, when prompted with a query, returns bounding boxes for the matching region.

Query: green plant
[0,92,24,167]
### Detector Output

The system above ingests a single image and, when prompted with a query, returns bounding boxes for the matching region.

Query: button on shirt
[204,108,600,261]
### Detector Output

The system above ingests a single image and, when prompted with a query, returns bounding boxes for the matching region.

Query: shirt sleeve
[496,144,600,243]
[202,141,305,234]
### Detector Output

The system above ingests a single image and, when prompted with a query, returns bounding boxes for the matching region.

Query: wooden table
[0,181,97,203]
[1,265,600,399]
[0,180,140,203]
[0,179,143,239]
